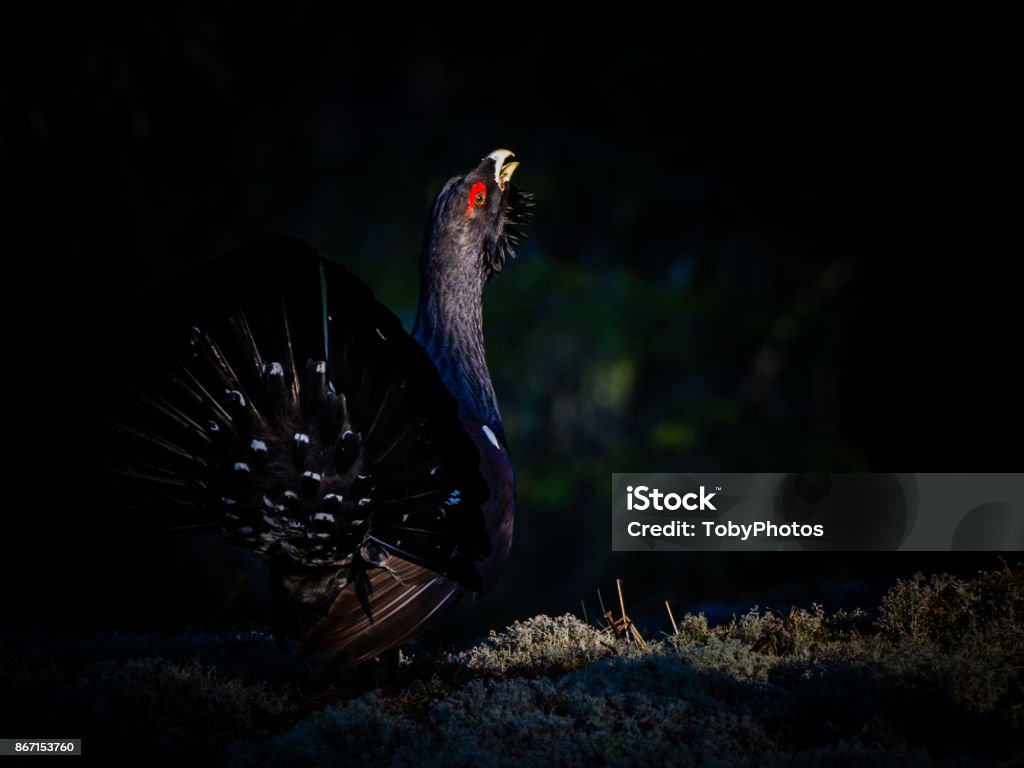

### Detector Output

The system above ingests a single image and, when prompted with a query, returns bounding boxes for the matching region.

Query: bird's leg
[353,647,402,690]
[266,561,296,651]
[374,647,402,688]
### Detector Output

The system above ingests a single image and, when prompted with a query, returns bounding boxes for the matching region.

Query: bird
[98,149,530,669]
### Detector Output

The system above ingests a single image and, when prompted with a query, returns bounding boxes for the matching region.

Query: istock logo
[626,485,718,512]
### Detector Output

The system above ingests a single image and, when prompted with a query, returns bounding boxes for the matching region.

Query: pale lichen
[1,566,1021,765]
[454,614,623,675]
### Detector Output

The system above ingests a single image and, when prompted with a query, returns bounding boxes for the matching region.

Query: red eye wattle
[465,182,487,216]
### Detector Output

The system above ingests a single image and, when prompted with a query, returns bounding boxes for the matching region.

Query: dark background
[3,9,1017,646]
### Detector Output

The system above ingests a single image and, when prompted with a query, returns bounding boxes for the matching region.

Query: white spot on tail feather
[226,389,247,406]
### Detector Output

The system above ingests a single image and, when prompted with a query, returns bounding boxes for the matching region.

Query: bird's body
[100,151,527,668]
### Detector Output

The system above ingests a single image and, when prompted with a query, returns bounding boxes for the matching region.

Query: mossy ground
[2,565,1021,766]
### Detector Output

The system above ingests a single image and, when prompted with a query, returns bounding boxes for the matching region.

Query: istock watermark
[612,473,1024,552]
[625,484,718,511]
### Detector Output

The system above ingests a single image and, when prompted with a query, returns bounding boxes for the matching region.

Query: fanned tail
[97,235,491,664]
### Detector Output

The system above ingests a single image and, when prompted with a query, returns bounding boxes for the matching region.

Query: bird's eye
[465,181,488,216]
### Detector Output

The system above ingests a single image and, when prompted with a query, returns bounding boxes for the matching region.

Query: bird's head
[425,149,532,280]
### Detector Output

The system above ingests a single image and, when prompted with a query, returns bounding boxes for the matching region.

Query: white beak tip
[485,149,518,190]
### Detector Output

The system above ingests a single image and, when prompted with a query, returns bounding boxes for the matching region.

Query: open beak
[486,148,520,191]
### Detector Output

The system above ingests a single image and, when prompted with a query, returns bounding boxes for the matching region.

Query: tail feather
[299,554,465,670]
[97,235,491,664]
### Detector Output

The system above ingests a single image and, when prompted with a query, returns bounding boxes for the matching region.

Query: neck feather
[412,250,500,428]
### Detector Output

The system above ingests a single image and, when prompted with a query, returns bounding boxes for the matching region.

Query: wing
[95,236,492,651]
[299,553,465,669]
